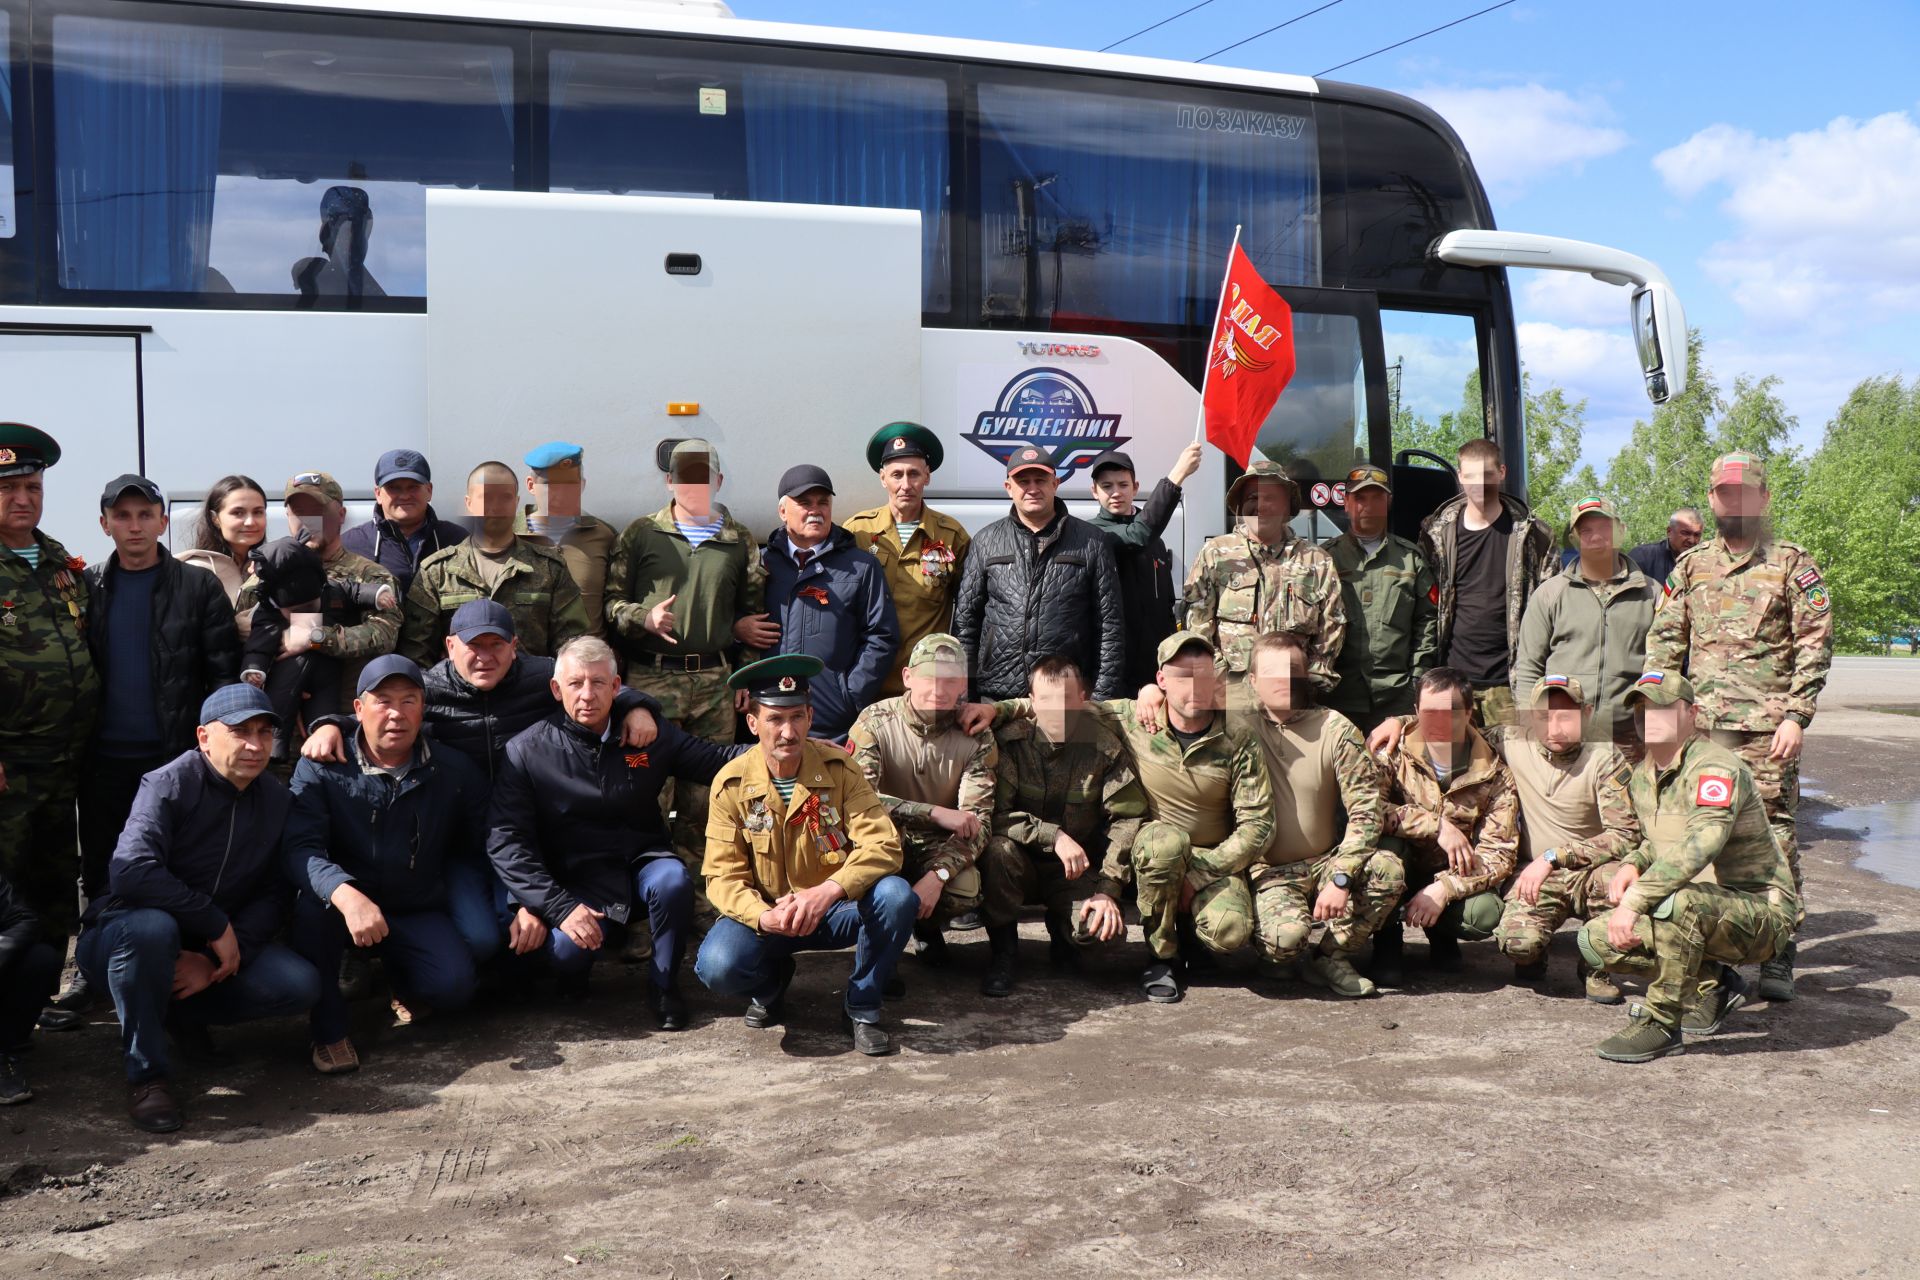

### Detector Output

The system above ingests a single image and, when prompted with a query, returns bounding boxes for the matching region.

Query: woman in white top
[177,475,269,621]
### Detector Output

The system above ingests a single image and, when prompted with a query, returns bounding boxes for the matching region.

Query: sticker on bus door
[0,166,13,238]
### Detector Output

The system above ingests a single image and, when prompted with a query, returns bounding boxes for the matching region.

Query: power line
[1101,0,1220,54]
[1196,0,1344,64]
[1315,0,1518,77]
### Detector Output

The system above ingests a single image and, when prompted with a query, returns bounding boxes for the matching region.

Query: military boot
[1682,965,1750,1036]
[981,925,1019,998]
[1176,916,1218,975]
[913,921,950,968]
[1045,910,1080,972]
[1367,918,1405,988]
[1578,956,1624,1005]
[1595,1014,1685,1063]
[1425,928,1463,973]
[1511,958,1548,984]
[1298,942,1378,999]
[1759,940,1796,1002]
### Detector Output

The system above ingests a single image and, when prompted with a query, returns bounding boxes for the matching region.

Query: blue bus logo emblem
[964,368,1127,477]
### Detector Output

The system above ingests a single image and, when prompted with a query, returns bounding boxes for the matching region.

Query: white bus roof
[202,0,1322,97]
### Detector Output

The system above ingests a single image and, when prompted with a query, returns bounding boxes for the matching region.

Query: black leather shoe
[843,1013,893,1056]
[946,910,984,932]
[651,985,689,1032]
[744,957,796,1030]
[0,1054,31,1106]
[128,1078,183,1133]
[50,972,96,1014]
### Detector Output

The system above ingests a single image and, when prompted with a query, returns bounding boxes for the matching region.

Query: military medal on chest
[0,598,14,627]
[744,796,774,834]
[918,538,954,583]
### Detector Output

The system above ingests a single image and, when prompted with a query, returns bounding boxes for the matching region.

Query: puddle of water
[1823,800,1920,889]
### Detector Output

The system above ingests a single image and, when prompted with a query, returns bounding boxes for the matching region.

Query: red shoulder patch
[1695,773,1734,808]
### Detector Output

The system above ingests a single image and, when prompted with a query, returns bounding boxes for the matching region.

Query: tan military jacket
[846,696,997,876]
[1249,706,1384,875]
[703,739,903,931]
[1183,528,1345,688]
[1377,722,1519,899]
[845,505,970,698]
[1485,725,1639,869]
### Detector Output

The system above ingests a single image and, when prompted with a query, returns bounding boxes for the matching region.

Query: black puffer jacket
[84,548,241,754]
[420,654,664,788]
[954,499,1126,701]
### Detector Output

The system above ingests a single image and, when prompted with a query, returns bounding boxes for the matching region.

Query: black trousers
[0,939,62,1050]
[77,749,174,902]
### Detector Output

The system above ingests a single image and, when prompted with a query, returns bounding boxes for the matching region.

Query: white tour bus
[0,0,1686,566]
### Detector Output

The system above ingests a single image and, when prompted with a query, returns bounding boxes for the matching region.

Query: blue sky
[746,0,1920,468]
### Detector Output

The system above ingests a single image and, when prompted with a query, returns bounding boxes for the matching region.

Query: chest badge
[744,797,775,833]
[919,538,955,582]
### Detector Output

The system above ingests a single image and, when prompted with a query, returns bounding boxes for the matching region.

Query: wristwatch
[1543,848,1560,868]
[934,867,952,883]
[308,625,329,649]
[1331,872,1351,889]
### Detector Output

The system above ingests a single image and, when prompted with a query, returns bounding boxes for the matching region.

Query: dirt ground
[5,678,1919,1279]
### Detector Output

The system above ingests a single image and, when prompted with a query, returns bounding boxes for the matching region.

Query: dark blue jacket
[84,547,241,754]
[342,506,469,596]
[1628,538,1681,588]
[420,654,661,789]
[487,712,744,926]
[285,732,488,915]
[761,525,900,738]
[84,749,294,962]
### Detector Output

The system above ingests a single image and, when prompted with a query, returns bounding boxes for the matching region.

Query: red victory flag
[1201,243,1296,467]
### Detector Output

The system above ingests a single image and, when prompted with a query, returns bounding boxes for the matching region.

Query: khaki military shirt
[1644,536,1833,732]
[846,695,997,877]
[1184,529,1345,688]
[399,537,589,665]
[0,532,100,764]
[703,739,903,931]
[1377,723,1519,899]
[1620,736,1798,920]
[524,511,618,638]
[846,505,970,699]
[1485,725,1639,869]
[1322,531,1438,720]
[1249,705,1384,875]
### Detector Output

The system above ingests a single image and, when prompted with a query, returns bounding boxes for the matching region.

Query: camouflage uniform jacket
[523,511,619,639]
[1099,700,1274,888]
[846,697,996,877]
[604,504,765,661]
[1619,736,1798,920]
[991,713,1149,901]
[1377,722,1520,899]
[1249,706,1384,879]
[1643,536,1833,731]
[1322,531,1439,717]
[1418,492,1557,659]
[400,537,589,665]
[1484,723,1639,869]
[236,542,401,717]
[1184,528,1345,687]
[0,532,101,764]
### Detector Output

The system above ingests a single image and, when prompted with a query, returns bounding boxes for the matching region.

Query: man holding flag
[1183,236,1342,710]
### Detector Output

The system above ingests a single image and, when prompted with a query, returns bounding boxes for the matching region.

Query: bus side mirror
[1631,281,1688,405]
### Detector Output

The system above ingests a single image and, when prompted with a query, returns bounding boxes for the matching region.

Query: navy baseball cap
[778,464,835,500]
[451,598,515,643]
[374,449,431,487]
[199,683,280,728]
[356,654,426,697]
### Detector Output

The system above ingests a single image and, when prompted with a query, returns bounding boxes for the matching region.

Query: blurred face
[528,464,583,519]
[1574,514,1617,559]
[748,702,814,773]
[1458,458,1505,509]
[1416,685,1470,747]
[1637,699,1695,748]
[552,656,619,731]
[0,474,44,541]
[1030,666,1087,742]
[215,487,268,556]
[100,497,168,564]
[447,631,518,690]
[1236,479,1292,540]
[197,715,275,787]
[375,478,432,527]
[1708,483,1769,539]
[1091,467,1139,517]
[1250,643,1309,717]
[1156,650,1221,723]
[1005,467,1058,520]
[902,658,968,713]
[1345,486,1389,538]
[1532,691,1588,753]
[881,459,929,514]
[780,489,833,544]
[466,477,519,522]
[355,678,425,759]
[1668,514,1704,554]
[668,452,718,523]
[287,493,343,547]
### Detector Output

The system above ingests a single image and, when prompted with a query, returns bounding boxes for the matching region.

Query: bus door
[0,323,147,563]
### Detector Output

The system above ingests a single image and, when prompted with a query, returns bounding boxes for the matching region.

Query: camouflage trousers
[1133,821,1253,961]
[1249,848,1406,962]
[627,664,735,927]
[1704,726,1801,903]
[980,834,1091,928]
[900,832,984,928]
[1494,861,1616,966]
[1400,841,1504,941]
[0,759,81,943]
[1578,881,1794,1029]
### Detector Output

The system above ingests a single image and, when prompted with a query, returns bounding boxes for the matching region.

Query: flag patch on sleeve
[1695,773,1733,808]
[1795,568,1821,589]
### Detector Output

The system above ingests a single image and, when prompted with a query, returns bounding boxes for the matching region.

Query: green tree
[1392,367,1589,525]
[1601,332,1720,546]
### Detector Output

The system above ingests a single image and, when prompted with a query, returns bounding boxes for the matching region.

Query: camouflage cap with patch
[906,631,967,670]
[1566,495,1622,536]
[1710,450,1767,489]
[284,470,345,506]
[1155,630,1218,667]
[1227,458,1301,511]
[1624,669,1696,708]
[1527,673,1588,708]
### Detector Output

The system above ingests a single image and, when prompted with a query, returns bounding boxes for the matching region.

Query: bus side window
[0,2,25,302]
[44,4,516,304]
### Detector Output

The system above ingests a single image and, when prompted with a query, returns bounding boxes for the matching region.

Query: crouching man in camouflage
[978,653,1148,997]
[1580,671,1800,1063]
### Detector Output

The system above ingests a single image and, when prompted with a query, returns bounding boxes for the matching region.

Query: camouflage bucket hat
[1227,459,1301,511]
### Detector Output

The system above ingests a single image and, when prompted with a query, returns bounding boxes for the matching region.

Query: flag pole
[1193,223,1244,445]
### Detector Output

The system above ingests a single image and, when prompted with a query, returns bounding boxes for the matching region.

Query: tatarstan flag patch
[1695,773,1734,807]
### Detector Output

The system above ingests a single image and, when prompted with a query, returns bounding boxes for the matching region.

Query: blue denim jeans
[694,875,915,1023]
[289,892,477,1044]
[445,856,511,964]
[77,908,322,1084]
[546,855,692,992]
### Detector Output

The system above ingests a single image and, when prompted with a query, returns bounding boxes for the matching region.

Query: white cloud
[1654,110,1920,326]
[1409,84,1628,196]
[1516,321,1647,464]
[1518,271,1634,328]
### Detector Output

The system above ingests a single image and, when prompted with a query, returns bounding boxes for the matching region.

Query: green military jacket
[604,504,764,662]
[846,695,997,877]
[399,536,588,664]
[0,532,101,764]
[1183,528,1345,688]
[523,510,619,639]
[1644,536,1833,732]
[1619,736,1799,922]
[1321,530,1438,722]
[992,711,1149,901]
